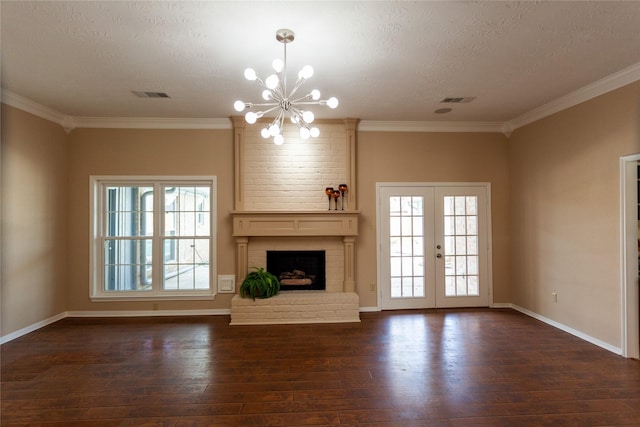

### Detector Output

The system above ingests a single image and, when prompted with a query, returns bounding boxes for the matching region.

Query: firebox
[266,250,326,291]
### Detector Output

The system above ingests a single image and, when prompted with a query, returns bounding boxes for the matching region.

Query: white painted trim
[0,89,70,130]
[511,304,622,355]
[89,175,217,301]
[358,120,505,134]
[0,312,67,344]
[620,154,640,358]
[375,182,493,309]
[359,306,381,312]
[71,116,232,130]
[507,61,640,131]
[3,62,639,134]
[490,302,512,309]
[67,309,230,317]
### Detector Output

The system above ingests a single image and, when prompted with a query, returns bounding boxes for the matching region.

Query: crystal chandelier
[233,29,339,145]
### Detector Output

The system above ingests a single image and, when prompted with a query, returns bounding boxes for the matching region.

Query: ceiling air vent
[441,97,476,103]
[132,91,171,98]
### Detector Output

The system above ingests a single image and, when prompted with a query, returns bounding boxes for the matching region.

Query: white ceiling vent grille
[441,97,476,103]
[132,91,171,98]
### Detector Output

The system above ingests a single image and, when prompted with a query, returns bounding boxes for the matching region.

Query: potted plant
[239,267,280,300]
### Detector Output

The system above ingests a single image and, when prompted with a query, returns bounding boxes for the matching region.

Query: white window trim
[89,175,217,301]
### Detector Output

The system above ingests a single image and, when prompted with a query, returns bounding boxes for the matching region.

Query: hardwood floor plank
[2,309,639,426]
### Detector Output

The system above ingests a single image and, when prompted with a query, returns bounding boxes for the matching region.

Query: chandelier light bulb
[262,90,272,100]
[272,58,284,72]
[299,127,311,139]
[302,110,315,123]
[310,127,320,138]
[245,111,258,124]
[244,68,257,81]
[261,128,270,138]
[268,124,280,136]
[234,100,246,112]
[299,65,314,79]
[327,97,339,109]
[311,90,321,100]
[265,74,279,89]
[274,134,284,145]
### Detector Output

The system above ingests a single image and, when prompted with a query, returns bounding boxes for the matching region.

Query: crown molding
[3,62,639,135]
[1,89,72,130]
[71,116,232,130]
[358,120,505,134]
[507,61,640,132]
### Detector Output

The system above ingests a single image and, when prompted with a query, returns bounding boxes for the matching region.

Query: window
[90,176,216,300]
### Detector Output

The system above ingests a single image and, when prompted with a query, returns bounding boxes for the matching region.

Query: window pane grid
[389,196,424,298]
[103,238,152,291]
[95,179,214,297]
[443,196,479,297]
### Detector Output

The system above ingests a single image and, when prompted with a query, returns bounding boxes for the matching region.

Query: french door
[378,184,491,309]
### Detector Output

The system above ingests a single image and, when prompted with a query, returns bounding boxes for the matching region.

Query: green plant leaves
[239,267,280,300]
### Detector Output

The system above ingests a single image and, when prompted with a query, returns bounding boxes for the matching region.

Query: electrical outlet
[552,293,557,303]
[369,283,376,291]
[153,303,159,311]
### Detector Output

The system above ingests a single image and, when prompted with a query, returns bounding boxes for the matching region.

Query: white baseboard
[491,302,513,309]
[0,312,67,344]
[510,304,621,355]
[359,306,381,312]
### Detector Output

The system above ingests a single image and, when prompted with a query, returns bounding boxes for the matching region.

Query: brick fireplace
[229,117,360,325]
[229,210,360,324]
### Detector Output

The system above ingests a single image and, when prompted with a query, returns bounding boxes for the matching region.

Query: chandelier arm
[290,95,314,104]
[246,102,279,109]
[287,78,306,99]
[288,106,311,130]
[291,100,325,106]
[272,110,284,128]
[259,105,281,116]
[272,85,286,101]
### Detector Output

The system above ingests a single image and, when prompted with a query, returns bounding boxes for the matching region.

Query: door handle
[436,253,442,258]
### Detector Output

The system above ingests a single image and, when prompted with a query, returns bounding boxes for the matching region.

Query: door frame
[376,182,494,310]
[620,154,639,359]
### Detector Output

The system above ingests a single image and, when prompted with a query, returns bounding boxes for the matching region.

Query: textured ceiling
[1,1,639,124]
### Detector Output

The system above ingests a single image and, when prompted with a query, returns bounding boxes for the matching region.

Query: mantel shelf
[231,210,360,237]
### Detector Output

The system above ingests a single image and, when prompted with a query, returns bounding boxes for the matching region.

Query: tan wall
[509,81,640,347]
[1,105,68,335]
[356,131,511,308]
[66,127,236,312]
[3,81,634,347]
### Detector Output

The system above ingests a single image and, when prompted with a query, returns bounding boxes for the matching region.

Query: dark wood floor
[1,308,639,426]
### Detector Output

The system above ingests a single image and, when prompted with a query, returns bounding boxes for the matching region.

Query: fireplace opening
[266,250,326,291]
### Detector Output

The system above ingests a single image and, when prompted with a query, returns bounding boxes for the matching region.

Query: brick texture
[244,123,348,211]
[229,292,360,325]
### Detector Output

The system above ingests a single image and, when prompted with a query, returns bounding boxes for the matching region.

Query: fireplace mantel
[231,210,359,237]
[230,210,359,293]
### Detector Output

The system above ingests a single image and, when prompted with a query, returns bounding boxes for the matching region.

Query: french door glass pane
[389,196,425,299]
[443,195,480,297]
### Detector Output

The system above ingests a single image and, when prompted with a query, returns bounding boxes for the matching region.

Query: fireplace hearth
[267,250,326,291]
